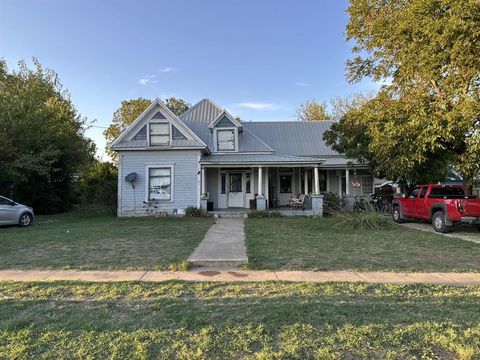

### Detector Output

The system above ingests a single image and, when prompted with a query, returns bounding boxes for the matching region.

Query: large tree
[104,97,190,160]
[0,59,95,213]
[297,99,331,121]
[325,0,480,186]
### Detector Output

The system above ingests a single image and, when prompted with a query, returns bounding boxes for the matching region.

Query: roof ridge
[179,98,222,119]
[244,120,334,124]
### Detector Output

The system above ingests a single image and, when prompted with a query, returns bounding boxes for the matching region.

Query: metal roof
[200,153,324,165]
[242,121,340,156]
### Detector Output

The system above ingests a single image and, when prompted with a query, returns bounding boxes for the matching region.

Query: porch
[200,163,374,214]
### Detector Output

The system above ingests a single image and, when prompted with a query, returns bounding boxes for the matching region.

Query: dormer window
[149,123,170,146]
[216,129,235,151]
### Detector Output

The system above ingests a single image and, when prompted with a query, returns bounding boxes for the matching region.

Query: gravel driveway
[400,221,480,244]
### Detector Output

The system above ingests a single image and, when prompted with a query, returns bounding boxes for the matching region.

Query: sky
[0,0,378,159]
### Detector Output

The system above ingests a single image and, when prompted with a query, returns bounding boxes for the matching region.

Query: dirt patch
[198,271,221,277]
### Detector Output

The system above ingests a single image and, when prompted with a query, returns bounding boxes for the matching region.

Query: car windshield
[428,187,465,198]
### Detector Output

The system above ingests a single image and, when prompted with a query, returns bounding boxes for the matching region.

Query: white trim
[145,164,175,203]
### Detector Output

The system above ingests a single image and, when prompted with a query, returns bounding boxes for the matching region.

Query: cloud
[138,74,157,85]
[295,82,309,87]
[237,102,279,110]
[159,67,177,73]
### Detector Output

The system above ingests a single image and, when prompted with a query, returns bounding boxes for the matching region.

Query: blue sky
[0,0,377,159]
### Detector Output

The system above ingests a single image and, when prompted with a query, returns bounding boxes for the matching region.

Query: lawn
[1,281,480,359]
[0,209,213,270]
[245,217,480,272]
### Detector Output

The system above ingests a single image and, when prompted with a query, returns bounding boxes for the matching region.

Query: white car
[0,196,34,227]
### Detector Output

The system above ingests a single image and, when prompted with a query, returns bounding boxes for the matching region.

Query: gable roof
[208,110,242,130]
[111,98,207,150]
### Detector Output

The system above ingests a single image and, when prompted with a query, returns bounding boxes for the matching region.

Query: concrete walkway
[1,269,480,285]
[187,218,248,267]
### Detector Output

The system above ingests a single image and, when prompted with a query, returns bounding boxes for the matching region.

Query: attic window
[149,123,170,146]
[217,129,235,151]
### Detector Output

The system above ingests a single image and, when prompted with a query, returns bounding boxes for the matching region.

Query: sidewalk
[187,218,248,267]
[1,268,480,285]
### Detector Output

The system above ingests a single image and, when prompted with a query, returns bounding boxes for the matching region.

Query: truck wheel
[432,211,451,233]
[392,206,404,223]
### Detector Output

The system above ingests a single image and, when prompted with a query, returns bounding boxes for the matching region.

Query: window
[429,187,465,198]
[407,187,421,199]
[217,129,235,151]
[229,174,242,192]
[280,175,292,193]
[0,197,14,206]
[419,186,427,198]
[221,174,226,194]
[361,176,373,194]
[149,123,170,145]
[148,168,171,201]
[245,174,251,193]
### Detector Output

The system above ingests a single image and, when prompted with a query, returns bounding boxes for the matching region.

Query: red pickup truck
[392,184,480,233]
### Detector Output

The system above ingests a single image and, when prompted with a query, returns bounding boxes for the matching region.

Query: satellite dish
[125,172,137,188]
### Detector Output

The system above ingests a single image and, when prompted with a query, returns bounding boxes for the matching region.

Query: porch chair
[288,194,306,210]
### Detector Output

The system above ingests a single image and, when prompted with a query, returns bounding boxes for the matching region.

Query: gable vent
[131,125,147,140]
[151,111,166,120]
[172,125,188,140]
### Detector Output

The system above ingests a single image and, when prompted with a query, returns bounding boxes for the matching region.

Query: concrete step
[189,258,248,268]
[211,212,246,219]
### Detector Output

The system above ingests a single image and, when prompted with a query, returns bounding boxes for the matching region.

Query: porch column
[345,169,350,195]
[256,167,266,211]
[314,166,320,194]
[257,167,263,195]
[304,170,309,194]
[201,167,207,195]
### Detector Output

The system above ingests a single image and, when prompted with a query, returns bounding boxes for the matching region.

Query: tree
[104,97,191,161]
[325,0,480,186]
[164,97,190,116]
[297,99,331,121]
[0,58,95,213]
[103,98,151,160]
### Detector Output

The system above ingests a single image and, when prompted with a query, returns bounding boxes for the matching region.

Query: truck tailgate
[463,199,480,217]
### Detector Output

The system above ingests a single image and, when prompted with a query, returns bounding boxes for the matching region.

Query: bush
[322,192,342,216]
[185,206,202,217]
[248,211,282,218]
[77,162,118,216]
[333,209,395,231]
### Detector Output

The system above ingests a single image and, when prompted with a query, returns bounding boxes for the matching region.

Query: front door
[228,173,244,208]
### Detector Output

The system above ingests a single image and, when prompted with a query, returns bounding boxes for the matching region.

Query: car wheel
[392,206,404,223]
[432,211,450,233]
[18,212,33,227]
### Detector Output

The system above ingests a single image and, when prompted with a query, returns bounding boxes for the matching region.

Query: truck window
[428,187,465,199]
[419,187,427,198]
[407,187,421,199]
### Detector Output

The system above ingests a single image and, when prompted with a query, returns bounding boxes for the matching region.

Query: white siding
[118,150,201,216]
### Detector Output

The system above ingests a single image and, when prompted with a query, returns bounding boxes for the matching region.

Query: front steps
[209,211,247,219]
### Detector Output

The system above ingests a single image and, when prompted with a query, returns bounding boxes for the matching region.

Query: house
[111,98,374,216]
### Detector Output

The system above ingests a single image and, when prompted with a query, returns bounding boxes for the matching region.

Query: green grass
[245,217,480,272]
[1,281,480,359]
[0,209,213,270]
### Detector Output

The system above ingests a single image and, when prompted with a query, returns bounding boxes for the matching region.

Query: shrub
[322,192,342,216]
[248,211,282,218]
[333,209,395,231]
[248,211,269,218]
[185,206,202,217]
